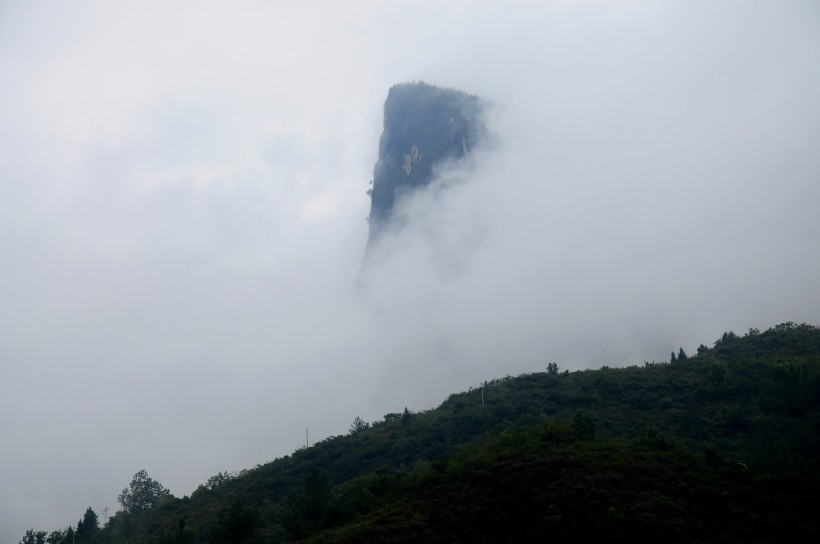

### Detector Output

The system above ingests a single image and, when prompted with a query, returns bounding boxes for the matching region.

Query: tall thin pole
[306,428,309,448]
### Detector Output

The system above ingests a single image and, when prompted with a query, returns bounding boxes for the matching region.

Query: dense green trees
[210,500,259,544]
[283,470,333,540]
[570,411,596,439]
[670,347,688,363]
[19,529,47,544]
[117,470,171,514]
[45,529,66,544]
[75,507,99,542]
[348,416,370,435]
[45,527,73,544]
[23,323,820,543]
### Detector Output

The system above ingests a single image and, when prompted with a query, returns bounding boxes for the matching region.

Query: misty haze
[2,1,819,543]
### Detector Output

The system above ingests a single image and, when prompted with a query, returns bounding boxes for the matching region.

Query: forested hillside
[23,323,820,543]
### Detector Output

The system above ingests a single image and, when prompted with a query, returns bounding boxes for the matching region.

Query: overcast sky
[2,0,819,540]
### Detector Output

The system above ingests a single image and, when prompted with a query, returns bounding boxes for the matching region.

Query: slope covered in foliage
[27,323,820,543]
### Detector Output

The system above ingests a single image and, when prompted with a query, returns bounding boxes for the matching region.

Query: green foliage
[30,322,820,543]
[710,362,727,386]
[161,520,197,544]
[191,471,235,500]
[547,362,559,375]
[348,416,370,435]
[283,470,336,540]
[210,500,259,544]
[201,471,234,493]
[117,470,172,514]
[570,411,596,439]
[19,529,47,544]
[45,530,66,544]
[75,507,99,543]
[302,420,818,543]
[715,330,740,347]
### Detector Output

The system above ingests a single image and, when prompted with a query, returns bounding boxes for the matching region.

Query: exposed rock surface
[366,82,485,248]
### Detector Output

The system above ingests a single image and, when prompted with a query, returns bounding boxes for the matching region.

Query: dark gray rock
[366,82,485,248]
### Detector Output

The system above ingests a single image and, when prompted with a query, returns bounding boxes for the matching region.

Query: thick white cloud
[1,1,819,541]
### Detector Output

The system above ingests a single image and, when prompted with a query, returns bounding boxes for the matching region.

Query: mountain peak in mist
[366,81,485,248]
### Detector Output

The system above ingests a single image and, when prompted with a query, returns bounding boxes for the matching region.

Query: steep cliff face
[366,82,485,248]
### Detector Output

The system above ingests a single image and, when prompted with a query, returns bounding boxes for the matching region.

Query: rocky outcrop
[366,82,485,248]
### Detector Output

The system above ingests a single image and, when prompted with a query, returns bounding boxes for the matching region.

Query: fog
[2,1,819,540]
